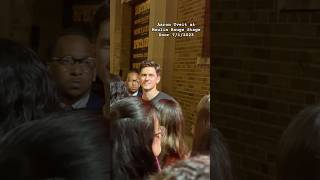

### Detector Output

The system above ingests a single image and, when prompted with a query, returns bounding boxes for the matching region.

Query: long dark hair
[192,95,210,155]
[110,97,158,180]
[278,105,320,180]
[0,38,57,135]
[154,99,188,161]
[0,110,110,180]
[211,128,233,180]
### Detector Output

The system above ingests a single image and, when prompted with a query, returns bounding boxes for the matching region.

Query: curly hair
[110,74,129,105]
[0,38,57,135]
[0,110,110,180]
[149,155,210,180]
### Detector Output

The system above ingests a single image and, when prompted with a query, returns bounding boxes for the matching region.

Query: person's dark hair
[0,110,110,180]
[277,105,320,180]
[110,97,158,179]
[93,2,110,39]
[0,38,57,135]
[148,155,210,180]
[154,99,188,164]
[110,74,129,105]
[47,26,93,60]
[211,128,232,180]
[126,68,139,79]
[128,68,139,74]
[192,95,210,155]
[140,60,161,75]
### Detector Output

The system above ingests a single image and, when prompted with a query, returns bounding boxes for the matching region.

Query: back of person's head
[211,128,232,180]
[192,95,210,155]
[110,74,129,105]
[148,155,210,180]
[0,110,110,180]
[110,97,158,179]
[140,60,161,75]
[278,105,320,180]
[0,38,57,135]
[154,99,188,161]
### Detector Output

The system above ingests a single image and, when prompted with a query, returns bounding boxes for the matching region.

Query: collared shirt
[72,92,90,109]
[131,91,139,96]
[60,92,90,110]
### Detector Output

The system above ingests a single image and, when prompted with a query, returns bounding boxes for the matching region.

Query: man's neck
[130,91,138,96]
[61,97,79,106]
[60,91,90,106]
[142,88,159,101]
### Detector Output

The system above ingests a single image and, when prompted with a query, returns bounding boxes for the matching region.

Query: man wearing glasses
[48,28,104,110]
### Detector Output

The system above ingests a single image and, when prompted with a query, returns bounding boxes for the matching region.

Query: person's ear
[156,75,160,84]
[152,137,161,157]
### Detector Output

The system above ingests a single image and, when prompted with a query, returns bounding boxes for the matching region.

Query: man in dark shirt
[139,60,175,103]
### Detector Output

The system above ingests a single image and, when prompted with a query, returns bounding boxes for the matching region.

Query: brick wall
[172,0,210,135]
[212,0,320,179]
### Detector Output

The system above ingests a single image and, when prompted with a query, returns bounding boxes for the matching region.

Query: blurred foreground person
[278,105,320,180]
[94,2,110,85]
[0,110,111,180]
[110,97,164,179]
[149,155,210,180]
[0,38,57,135]
[48,28,103,111]
[93,2,110,115]
[192,95,211,155]
[192,95,232,180]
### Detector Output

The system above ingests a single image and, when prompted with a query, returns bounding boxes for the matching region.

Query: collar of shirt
[72,92,90,109]
[60,92,91,110]
[132,91,139,96]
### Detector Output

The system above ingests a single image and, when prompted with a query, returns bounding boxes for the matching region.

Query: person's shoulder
[87,92,104,110]
[158,91,175,100]
[151,91,176,103]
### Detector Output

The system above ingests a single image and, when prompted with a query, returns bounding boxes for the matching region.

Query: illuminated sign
[131,0,150,64]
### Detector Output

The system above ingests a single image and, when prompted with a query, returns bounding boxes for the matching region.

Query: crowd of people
[0,1,318,180]
[0,2,212,180]
[0,33,213,179]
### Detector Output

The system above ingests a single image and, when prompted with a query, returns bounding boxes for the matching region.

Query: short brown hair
[139,60,161,75]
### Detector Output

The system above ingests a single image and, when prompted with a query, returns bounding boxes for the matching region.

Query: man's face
[126,72,140,94]
[140,67,160,92]
[49,35,96,100]
[96,20,110,84]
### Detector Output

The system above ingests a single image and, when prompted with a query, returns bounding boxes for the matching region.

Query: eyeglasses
[51,56,95,69]
[154,126,166,138]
